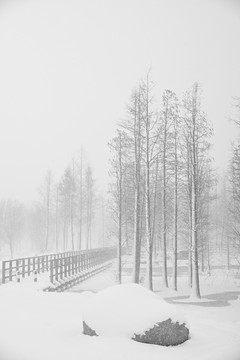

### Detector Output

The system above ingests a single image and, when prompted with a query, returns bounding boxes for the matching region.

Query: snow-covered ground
[0,260,239,360]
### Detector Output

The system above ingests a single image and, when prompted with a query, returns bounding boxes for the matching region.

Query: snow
[83,283,187,337]
[0,264,239,360]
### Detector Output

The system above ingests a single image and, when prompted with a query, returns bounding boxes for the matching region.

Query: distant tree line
[221,97,240,269]
[0,151,106,259]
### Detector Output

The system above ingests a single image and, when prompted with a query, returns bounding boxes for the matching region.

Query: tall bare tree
[53,183,60,252]
[183,82,212,299]
[140,75,159,290]
[108,130,127,283]
[85,165,95,249]
[76,150,84,250]
[122,88,144,283]
[38,170,52,253]
[59,166,76,250]
[0,199,25,258]
[160,90,177,288]
[171,92,180,291]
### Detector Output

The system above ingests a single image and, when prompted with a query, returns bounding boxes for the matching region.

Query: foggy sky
[0,0,239,201]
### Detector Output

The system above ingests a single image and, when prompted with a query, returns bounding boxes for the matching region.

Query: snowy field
[0,261,240,360]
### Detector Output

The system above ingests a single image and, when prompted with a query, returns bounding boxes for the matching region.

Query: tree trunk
[191,177,201,298]
[187,138,193,287]
[188,205,192,287]
[172,129,178,291]
[101,198,105,247]
[207,233,211,275]
[227,235,230,271]
[190,84,201,299]
[45,196,50,253]
[55,187,59,252]
[201,241,205,272]
[70,201,74,251]
[63,208,66,251]
[118,132,123,284]
[146,166,153,290]
[133,94,141,283]
[133,188,141,282]
[152,159,159,260]
[79,153,83,250]
[145,115,153,290]
[9,238,13,259]
[162,114,168,288]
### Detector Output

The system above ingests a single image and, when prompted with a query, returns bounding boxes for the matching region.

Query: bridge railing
[50,247,117,284]
[1,247,117,284]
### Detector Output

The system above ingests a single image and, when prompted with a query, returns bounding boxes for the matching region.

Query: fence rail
[1,247,117,285]
[48,247,117,291]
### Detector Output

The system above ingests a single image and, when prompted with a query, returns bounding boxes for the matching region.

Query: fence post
[55,259,59,282]
[95,252,98,266]
[33,257,36,272]
[68,257,71,277]
[71,256,74,276]
[34,270,38,282]
[41,257,44,272]
[50,260,54,284]
[94,252,97,267]
[37,257,40,274]
[22,259,25,278]
[9,261,13,281]
[46,255,49,271]
[60,258,63,280]
[2,261,6,284]
[75,255,78,274]
[64,258,67,278]
[28,258,31,276]
[16,259,19,273]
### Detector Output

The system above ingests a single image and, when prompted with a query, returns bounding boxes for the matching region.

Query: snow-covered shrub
[133,319,189,346]
[82,283,189,346]
[82,321,97,336]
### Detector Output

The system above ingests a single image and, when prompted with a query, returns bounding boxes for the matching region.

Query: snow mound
[82,283,187,338]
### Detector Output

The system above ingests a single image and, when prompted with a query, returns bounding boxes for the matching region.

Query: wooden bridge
[1,247,117,291]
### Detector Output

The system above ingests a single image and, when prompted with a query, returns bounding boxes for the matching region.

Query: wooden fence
[1,247,117,285]
[48,247,117,291]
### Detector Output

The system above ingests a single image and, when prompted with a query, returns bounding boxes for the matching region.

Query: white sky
[0,0,239,201]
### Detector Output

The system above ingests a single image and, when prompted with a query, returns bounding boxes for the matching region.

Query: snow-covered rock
[82,283,189,344]
[133,319,189,346]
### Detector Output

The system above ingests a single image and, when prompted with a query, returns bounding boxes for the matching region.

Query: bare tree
[38,170,53,253]
[140,75,158,290]
[0,199,25,258]
[183,82,212,299]
[53,183,60,252]
[227,98,240,266]
[160,90,176,288]
[171,92,180,291]
[122,88,144,283]
[108,130,131,282]
[59,166,76,250]
[85,165,95,249]
[76,150,84,250]
[227,141,240,266]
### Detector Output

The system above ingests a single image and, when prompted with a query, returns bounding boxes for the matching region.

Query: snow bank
[0,272,239,360]
[82,283,187,337]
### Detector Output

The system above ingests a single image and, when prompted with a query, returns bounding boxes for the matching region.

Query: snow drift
[82,283,189,344]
